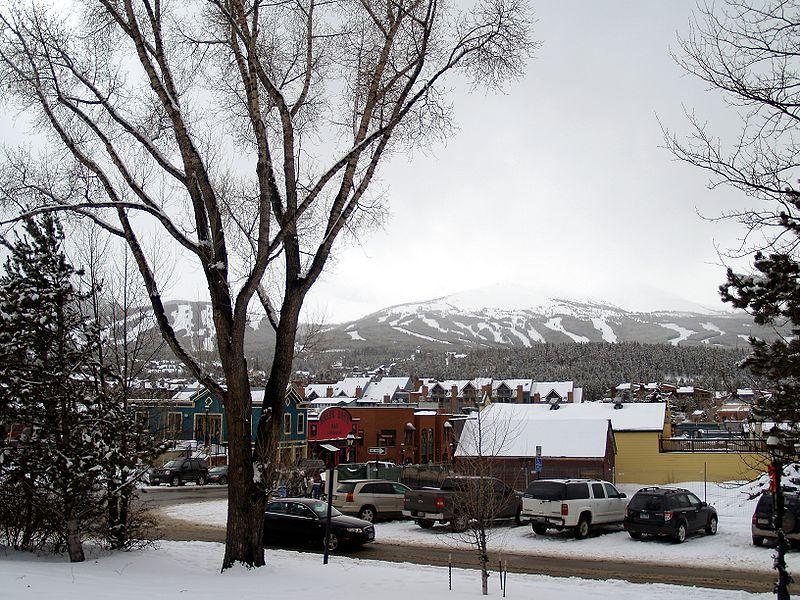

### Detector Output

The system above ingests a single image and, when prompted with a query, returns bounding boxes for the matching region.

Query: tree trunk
[222,360,265,569]
[66,517,85,563]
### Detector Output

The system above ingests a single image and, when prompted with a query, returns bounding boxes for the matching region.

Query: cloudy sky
[302,0,754,323]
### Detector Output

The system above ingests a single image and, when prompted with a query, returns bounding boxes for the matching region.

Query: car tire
[219,475,227,485]
[325,532,339,553]
[784,512,797,532]
[672,520,687,544]
[197,474,206,486]
[705,515,718,535]
[752,536,765,547]
[628,531,642,540]
[532,524,548,535]
[514,507,523,526]
[417,519,435,529]
[170,475,181,487]
[451,513,468,533]
[359,506,377,523]
[574,515,591,540]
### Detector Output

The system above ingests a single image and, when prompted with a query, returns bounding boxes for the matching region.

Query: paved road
[148,488,788,594]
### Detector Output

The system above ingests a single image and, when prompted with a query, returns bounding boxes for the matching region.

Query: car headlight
[345,527,363,533]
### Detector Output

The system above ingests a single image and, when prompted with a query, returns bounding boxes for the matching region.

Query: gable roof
[362,377,411,402]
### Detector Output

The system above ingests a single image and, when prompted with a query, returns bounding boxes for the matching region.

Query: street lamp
[346,432,355,463]
[766,430,792,600]
[400,442,405,465]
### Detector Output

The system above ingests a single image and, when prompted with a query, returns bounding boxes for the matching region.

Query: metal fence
[660,437,767,453]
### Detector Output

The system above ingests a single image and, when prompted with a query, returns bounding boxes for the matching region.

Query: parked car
[262,497,375,552]
[332,479,411,522]
[403,476,523,531]
[207,465,229,485]
[752,489,800,546]
[521,479,628,539]
[148,457,209,487]
[624,486,718,543]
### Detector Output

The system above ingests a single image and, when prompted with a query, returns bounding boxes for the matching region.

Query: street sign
[368,447,387,455]
[534,457,543,473]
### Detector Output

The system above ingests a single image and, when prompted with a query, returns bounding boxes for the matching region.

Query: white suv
[521,479,628,539]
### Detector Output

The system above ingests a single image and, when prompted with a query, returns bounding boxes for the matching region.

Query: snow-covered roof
[414,410,437,416]
[474,401,667,432]
[335,376,372,397]
[455,415,611,458]
[362,377,410,402]
[531,381,576,399]
[304,383,331,399]
[492,379,533,392]
[308,397,355,406]
[677,386,694,394]
[170,385,203,401]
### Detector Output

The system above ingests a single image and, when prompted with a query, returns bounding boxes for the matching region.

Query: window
[604,483,621,498]
[283,413,291,435]
[565,483,590,500]
[166,412,183,436]
[591,483,606,498]
[297,413,305,435]
[379,429,396,447]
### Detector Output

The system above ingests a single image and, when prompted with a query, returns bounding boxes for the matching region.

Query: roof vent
[613,401,624,410]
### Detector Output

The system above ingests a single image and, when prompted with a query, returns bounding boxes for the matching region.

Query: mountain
[320,284,775,351]
[146,284,776,355]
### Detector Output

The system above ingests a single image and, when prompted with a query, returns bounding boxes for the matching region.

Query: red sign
[313,407,353,441]
[768,464,777,493]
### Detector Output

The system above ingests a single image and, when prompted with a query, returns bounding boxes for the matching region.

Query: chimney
[326,386,333,398]
[421,385,429,399]
[516,385,524,404]
[383,394,391,404]
[533,392,541,403]
[451,385,459,414]
[410,391,420,402]
[413,377,421,391]
[567,391,574,403]
[355,386,363,399]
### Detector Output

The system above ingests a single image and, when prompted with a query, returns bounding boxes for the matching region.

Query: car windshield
[308,500,342,518]
[163,460,180,469]
[628,494,664,511]
[210,466,226,473]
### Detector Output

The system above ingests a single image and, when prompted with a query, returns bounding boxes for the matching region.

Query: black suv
[624,487,718,543]
[149,457,209,486]
[752,490,800,546]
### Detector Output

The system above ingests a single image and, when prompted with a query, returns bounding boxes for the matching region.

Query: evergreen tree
[0,216,161,559]
[721,194,800,424]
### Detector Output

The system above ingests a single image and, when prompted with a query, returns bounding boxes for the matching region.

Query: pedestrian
[305,474,314,497]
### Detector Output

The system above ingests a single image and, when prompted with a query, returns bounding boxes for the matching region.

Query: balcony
[659,436,767,453]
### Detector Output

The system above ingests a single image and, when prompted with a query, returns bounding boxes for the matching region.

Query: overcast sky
[0,1,756,325]
[301,0,754,323]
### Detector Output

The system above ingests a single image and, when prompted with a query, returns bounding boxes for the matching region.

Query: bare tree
[0,0,533,568]
[666,0,800,255]
[451,401,523,595]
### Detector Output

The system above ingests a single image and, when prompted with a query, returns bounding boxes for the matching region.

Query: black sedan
[207,465,228,485]
[263,498,375,552]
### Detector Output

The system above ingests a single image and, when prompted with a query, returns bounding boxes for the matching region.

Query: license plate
[757,518,770,526]
[640,512,649,519]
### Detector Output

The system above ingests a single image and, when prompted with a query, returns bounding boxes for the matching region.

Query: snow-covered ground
[0,479,789,599]
[0,540,771,600]
[161,480,800,573]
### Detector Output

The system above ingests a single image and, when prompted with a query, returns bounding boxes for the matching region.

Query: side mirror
[700,501,708,508]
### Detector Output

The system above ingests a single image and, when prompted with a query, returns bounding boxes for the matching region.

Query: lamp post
[346,432,355,463]
[204,405,210,453]
[444,420,453,463]
[766,430,792,600]
[400,442,405,465]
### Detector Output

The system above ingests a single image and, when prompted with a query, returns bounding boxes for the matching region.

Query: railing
[659,436,767,453]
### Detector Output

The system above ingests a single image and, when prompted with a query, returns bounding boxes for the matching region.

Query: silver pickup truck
[521,478,628,539]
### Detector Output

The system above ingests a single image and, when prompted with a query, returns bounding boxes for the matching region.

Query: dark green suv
[624,487,718,543]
